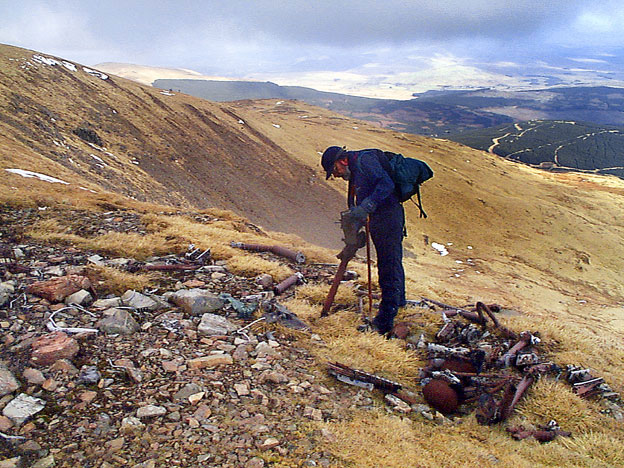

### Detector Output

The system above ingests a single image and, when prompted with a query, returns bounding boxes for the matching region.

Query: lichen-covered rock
[26,275,92,303]
[98,308,140,335]
[30,332,79,366]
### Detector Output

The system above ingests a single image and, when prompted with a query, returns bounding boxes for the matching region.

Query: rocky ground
[0,207,372,468]
[2,207,623,468]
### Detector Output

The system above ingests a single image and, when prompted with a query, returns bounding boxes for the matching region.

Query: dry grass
[26,218,181,260]
[85,265,155,296]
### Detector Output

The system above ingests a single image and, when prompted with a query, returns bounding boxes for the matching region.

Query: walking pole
[365,217,373,323]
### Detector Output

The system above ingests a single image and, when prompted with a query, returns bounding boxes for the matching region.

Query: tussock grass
[85,265,154,296]
[514,379,605,433]
[26,219,180,260]
[227,254,293,281]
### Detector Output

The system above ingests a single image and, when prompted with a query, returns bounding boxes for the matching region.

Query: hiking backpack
[364,150,434,218]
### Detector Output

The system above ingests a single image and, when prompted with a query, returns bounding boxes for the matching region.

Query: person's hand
[342,205,367,230]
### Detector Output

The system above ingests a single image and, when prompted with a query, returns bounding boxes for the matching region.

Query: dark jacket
[347,149,400,212]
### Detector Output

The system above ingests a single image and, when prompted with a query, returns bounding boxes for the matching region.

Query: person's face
[332,158,350,180]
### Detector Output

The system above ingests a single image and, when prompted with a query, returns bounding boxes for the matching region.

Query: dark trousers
[369,203,405,333]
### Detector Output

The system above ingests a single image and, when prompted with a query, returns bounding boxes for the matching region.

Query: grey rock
[137,405,167,419]
[0,282,14,307]
[120,416,145,434]
[246,457,265,468]
[174,383,203,401]
[0,457,21,468]
[98,308,140,335]
[78,365,101,384]
[87,254,105,266]
[197,313,237,336]
[2,393,46,424]
[22,368,45,386]
[31,455,55,468]
[0,365,19,397]
[170,289,225,316]
[64,289,93,305]
[92,297,122,308]
[121,290,159,311]
[43,266,64,276]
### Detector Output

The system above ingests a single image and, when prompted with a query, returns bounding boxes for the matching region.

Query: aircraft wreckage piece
[273,272,305,295]
[230,242,306,264]
[327,362,402,393]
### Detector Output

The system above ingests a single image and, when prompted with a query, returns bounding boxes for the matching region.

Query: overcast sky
[2,1,624,97]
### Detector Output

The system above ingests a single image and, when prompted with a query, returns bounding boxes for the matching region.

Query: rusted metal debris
[273,272,305,295]
[507,420,571,443]
[230,242,306,264]
[263,300,309,330]
[565,365,619,400]
[141,263,201,272]
[328,362,402,393]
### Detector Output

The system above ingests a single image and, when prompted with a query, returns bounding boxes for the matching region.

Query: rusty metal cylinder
[230,242,305,264]
[273,273,304,295]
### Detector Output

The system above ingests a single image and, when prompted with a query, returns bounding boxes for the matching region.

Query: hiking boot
[357,320,391,337]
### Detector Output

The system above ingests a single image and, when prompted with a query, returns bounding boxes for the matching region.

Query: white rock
[2,393,46,424]
[136,405,167,419]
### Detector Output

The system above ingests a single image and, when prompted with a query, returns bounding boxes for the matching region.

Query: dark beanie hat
[321,146,345,179]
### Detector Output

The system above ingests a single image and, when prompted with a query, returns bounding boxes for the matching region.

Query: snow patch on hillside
[5,169,69,185]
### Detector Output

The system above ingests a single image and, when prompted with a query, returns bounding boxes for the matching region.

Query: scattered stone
[246,457,265,468]
[2,393,46,424]
[41,378,58,391]
[31,455,55,468]
[78,365,101,384]
[132,460,156,468]
[0,415,13,431]
[234,383,250,396]
[192,404,212,421]
[255,342,279,358]
[255,274,273,289]
[49,359,78,375]
[197,313,238,336]
[22,368,45,386]
[0,458,21,468]
[80,390,98,403]
[92,297,122,308]
[259,370,288,384]
[121,290,159,311]
[259,437,280,451]
[385,394,412,413]
[30,332,79,366]
[303,406,323,421]
[174,383,203,401]
[98,308,140,335]
[26,275,92,303]
[136,405,167,419]
[0,365,19,397]
[64,289,92,305]
[187,354,233,369]
[0,282,14,307]
[170,289,225,316]
[120,416,145,434]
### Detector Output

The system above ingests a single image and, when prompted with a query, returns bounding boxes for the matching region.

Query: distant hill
[448,120,624,178]
[155,79,624,138]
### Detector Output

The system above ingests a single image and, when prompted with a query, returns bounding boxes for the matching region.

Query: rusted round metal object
[422,379,459,414]
[441,358,476,374]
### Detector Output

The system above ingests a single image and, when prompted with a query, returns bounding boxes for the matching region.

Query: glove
[342,205,368,232]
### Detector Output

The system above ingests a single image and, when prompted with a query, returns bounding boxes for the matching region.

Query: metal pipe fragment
[230,242,305,264]
[273,272,304,295]
[142,263,201,271]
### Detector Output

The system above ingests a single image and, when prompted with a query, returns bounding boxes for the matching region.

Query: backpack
[377,151,434,218]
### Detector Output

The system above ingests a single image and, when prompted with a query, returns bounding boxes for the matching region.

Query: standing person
[321,146,406,335]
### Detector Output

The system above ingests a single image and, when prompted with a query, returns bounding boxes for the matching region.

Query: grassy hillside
[2,43,624,468]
